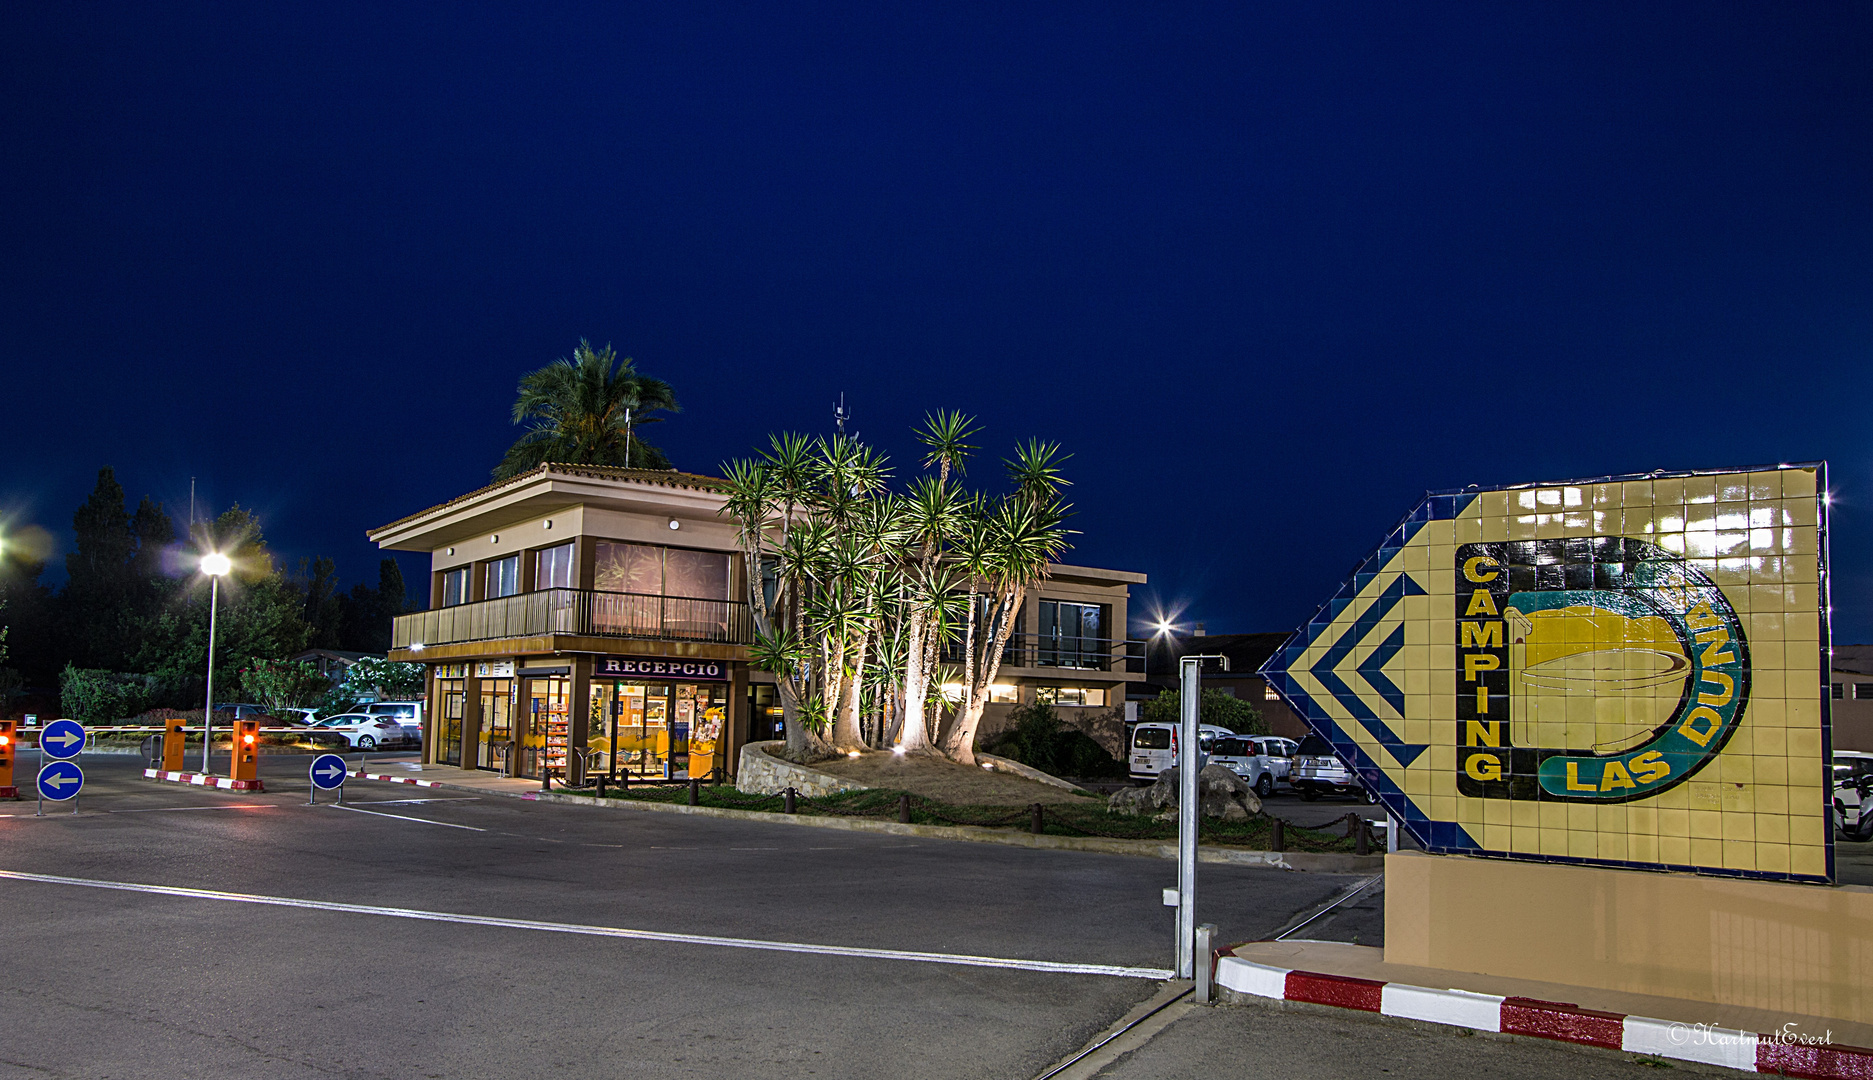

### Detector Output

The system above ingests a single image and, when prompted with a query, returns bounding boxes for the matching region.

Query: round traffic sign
[37,761,83,801]
[38,718,85,761]
[308,753,349,791]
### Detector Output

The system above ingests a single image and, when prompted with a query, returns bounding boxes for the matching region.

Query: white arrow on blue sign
[37,761,83,801]
[38,719,86,761]
[308,753,348,791]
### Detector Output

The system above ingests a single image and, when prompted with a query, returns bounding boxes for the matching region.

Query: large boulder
[1108,764,1263,820]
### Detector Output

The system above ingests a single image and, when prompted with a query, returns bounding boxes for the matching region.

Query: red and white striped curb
[142,769,265,792]
[1217,955,1871,1078]
[348,770,445,789]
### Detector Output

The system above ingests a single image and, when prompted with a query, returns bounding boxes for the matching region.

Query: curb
[141,768,265,792]
[347,769,448,789]
[516,788,1382,872]
[1216,955,1870,1077]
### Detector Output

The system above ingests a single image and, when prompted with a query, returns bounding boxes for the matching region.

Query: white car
[1127,722,1237,781]
[312,713,414,750]
[1292,734,1375,802]
[1209,735,1282,797]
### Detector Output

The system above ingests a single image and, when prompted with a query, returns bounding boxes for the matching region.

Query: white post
[1177,655,1200,979]
[201,575,219,774]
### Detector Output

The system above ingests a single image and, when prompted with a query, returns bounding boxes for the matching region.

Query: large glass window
[1039,601,1105,669]
[535,542,574,590]
[441,568,469,607]
[485,555,520,599]
[594,542,730,599]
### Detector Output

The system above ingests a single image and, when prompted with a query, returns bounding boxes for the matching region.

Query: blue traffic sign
[308,753,348,791]
[38,719,85,761]
[37,761,83,801]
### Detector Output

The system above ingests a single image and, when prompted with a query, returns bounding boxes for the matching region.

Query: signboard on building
[1262,465,1832,883]
[596,657,728,681]
[474,660,515,679]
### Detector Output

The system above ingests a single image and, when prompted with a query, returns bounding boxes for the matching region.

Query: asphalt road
[0,752,1353,1080]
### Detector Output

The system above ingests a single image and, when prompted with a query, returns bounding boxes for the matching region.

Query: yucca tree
[493,340,679,479]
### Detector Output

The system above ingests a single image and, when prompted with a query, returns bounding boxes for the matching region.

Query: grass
[569,782,1366,853]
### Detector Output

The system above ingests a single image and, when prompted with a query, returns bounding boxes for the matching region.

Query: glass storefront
[520,676,570,779]
[477,678,514,771]
[438,676,465,766]
[589,679,728,779]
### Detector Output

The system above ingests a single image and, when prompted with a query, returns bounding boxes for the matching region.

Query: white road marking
[106,805,277,814]
[349,798,480,805]
[0,869,1174,980]
[328,805,487,831]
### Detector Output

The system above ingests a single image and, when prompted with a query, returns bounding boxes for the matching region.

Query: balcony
[393,588,754,650]
[943,634,1146,674]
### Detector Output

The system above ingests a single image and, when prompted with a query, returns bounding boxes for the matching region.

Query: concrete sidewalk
[342,758,545,798]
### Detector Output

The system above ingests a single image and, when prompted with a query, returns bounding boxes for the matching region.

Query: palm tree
[493,340,679,479]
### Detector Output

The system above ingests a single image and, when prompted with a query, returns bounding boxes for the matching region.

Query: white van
[1128,722,1237,781]
[1208,735,1283,797]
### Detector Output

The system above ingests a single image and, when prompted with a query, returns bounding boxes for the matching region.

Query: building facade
[369,464,1144,781]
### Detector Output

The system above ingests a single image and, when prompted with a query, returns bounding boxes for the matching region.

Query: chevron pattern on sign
[1298,570,1426,768]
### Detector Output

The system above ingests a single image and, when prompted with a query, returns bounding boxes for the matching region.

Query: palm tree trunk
[897,608,932,753]
[941,586,1026,765]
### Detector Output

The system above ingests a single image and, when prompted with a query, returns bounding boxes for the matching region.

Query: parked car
[1255,737,1299,785]
[311,713,415,750]
[1835,751,1873,841]
[1127,722,1236,781]
[361,701,424,744]
[1291,734,1374,802]
[1208,735,1281,796]
[212,703,272,720]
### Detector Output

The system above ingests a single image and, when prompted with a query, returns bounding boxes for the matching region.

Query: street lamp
[200,552,232,772]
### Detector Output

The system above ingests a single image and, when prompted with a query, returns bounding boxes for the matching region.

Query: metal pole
[201,575,219,774]
[1177,655,1200,979]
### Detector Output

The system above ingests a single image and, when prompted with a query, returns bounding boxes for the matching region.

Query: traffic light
[162,716,187,772]
[0,719,15,798]
[229,719,263,790]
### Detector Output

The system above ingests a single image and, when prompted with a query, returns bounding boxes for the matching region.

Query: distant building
[1829,645,1873,753]
[289,649,383,684]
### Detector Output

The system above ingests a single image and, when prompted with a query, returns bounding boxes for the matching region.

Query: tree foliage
[59,665,155,724]
[1139,687,1267,735]
[720,412,1072,766]
[0,469,413,704]
[494,339,679,479]
[978,701,1122,778]
[238,659,329,717]
[339,657,426,700]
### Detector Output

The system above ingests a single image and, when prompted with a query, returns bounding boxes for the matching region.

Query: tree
[720,412,1074,767]
[339,657,426,700]
[238,659,329,717]
[493,340,679,479]
[1139,687,1267,735]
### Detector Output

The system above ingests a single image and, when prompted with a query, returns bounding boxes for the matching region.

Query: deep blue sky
[3,3,1871,640]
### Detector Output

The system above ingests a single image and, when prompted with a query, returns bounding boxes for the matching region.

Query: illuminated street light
[200,552,231,772]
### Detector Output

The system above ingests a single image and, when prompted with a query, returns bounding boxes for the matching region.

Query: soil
[812,751,1100,807]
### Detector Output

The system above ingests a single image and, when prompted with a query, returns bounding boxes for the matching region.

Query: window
[441,568,469,607]
[1039,600,1105,669]
[1037,686,1106,707]
[990,684,1018,704]
[535,543,574,590]
[484,555,520,599]
[1133,727,1170,750]
[1857,684,1873,701]
[1264,684,1280,701]
[1833,682,1846,700]
[593,541,730,599]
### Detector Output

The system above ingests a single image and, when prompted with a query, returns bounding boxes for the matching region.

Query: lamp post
[200,552,232,773]
[1176,652,1227,980]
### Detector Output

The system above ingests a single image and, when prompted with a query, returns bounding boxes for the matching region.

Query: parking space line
[106,805,278,813]
[328,804,487,831]
[0,868,1174,980]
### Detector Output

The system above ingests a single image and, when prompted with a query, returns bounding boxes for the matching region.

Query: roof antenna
[833,393,850,437]
[189,477,196,525]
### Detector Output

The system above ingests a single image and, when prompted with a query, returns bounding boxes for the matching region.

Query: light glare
[201,552,232,576]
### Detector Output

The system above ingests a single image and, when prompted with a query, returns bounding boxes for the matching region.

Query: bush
[59,665,156,724]
[339,657,425,700]
[238,659,329,717]
[1138,687,1266,735]
[980,701,1124,778]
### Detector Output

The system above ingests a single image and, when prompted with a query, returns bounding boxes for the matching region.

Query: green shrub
[980,701,1123,778]
[1139,687,1266,735]
[59,665,156,724]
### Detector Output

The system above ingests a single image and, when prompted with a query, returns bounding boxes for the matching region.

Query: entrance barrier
[0,719,15,799]
[162,718,187,771]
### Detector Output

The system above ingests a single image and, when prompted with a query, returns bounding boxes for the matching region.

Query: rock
[1106,764,1262,819]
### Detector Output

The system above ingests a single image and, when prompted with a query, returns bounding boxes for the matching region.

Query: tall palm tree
[493,340,679,479]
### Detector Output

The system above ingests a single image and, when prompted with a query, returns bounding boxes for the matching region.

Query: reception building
[368,464,1144,781]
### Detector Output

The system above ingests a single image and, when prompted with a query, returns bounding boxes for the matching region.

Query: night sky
[3,4,1871,641]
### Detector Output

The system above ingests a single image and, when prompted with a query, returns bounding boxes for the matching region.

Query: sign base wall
[1385,850,1873,1024]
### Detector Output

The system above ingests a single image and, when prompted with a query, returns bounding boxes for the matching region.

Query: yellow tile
[1659,834,1691,866]
[1538,829,1569,857]
[1539,802,1567,830]
[1689,837,1723,867]
[1598,832,1629,862]
[1629,832,1660,864]
[1719,784,1754,813]
[1628,805,1657,834]
[1594,804,1628,835]
[1684,475,1717,503]
[1657,807,1690,837]
[1568,830,1597,859]
[1753,841,1790,875]
[1511,802,1540,829]
[1688,809,1722,839]
[1786,727,1822,760]
[1753,784,1788,814]
[1482,822,1513,852]
[1654,478,1686,506]
[1621,480,1654,506]
[1721,838,1757,870]
[1755,813,1789,844]
[1721,813,1756,842]
[1790,845,1826,878]
[1786,697,1820,730]
[1483,799,1511,826]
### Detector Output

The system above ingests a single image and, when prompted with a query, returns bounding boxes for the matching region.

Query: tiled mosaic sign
[1262,465,1832,882]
